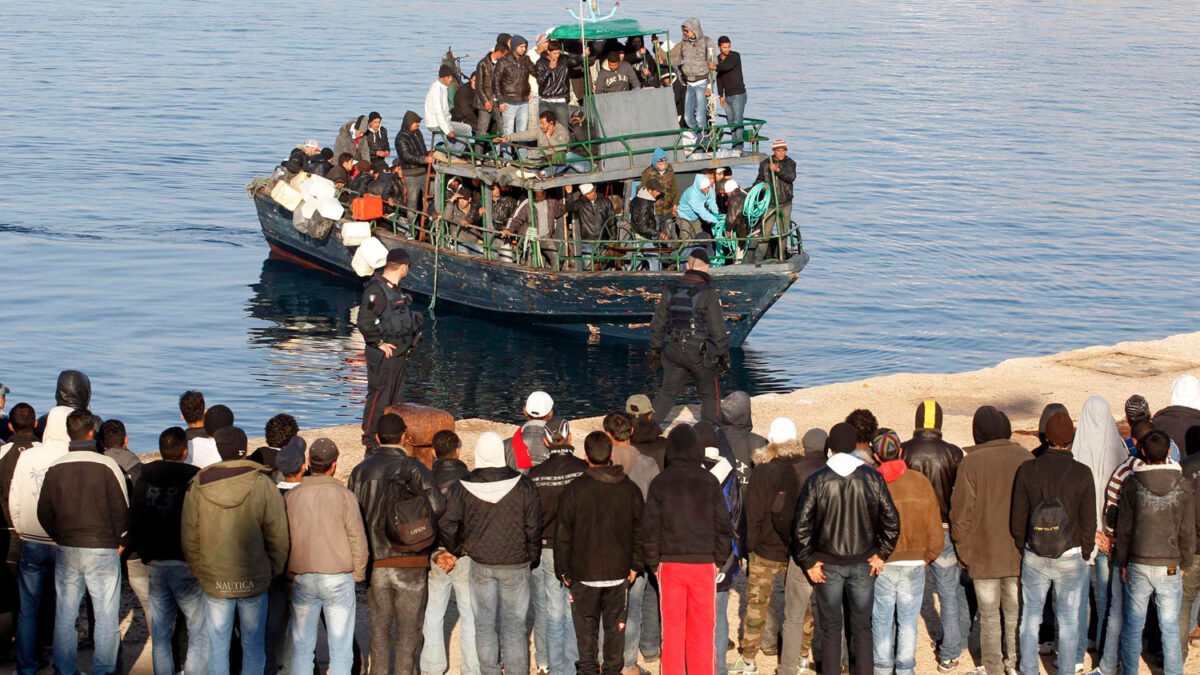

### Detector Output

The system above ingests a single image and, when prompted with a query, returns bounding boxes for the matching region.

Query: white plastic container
[270,181,302,211]
[288,171,310,190]
[340,221,372,247]
[351,236,388,277]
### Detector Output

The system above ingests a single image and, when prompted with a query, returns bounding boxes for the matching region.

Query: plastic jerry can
[340,221,372,247]
[351,195,384,221]
[270,181,303,211]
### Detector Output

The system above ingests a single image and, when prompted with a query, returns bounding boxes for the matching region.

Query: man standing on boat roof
[357,248,424,448]
[648,248,730,426]
[656,18,716,130]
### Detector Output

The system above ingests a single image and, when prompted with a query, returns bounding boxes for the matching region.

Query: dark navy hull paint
[254,193,808,348]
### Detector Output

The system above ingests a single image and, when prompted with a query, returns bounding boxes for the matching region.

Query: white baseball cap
[304,139,320,149]
[768,417,798,444]
[525,391,554,418]
[580,183,595,194]
[724,179,740,194]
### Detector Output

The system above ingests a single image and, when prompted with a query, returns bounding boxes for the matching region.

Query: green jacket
[182,460,289,599]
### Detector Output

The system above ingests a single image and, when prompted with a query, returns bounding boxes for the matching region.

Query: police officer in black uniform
[647,248,730,426]
[357,247,424,447]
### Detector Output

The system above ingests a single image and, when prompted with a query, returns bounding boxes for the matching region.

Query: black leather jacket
[792,459,900,568]
[433,458,471,500]
[494,52,534,103]
[901,430,963,525]
[347,446,444,564]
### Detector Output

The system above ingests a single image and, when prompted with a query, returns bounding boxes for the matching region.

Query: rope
[743,182,772,231]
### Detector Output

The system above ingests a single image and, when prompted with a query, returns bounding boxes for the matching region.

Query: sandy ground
[64,331,1200,673]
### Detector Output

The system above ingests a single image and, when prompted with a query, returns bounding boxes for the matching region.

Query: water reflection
[246,255,795,425]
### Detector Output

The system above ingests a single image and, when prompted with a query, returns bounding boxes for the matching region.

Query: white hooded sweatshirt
[9,406,72,545]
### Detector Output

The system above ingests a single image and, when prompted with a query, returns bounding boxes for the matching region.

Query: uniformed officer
[647,248,730,426]
[357,247,424,447]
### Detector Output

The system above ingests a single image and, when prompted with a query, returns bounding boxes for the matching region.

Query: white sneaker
[1074,664,1085,674]
[728,656,745,674]
[1038,641,1056,655]
[743,662,759,674]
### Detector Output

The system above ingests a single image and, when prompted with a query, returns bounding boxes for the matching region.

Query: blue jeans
[149,560,209,675]
[54,546,121,675]
[640,571,662,658]
[872,564,925,675]
[685,83,708,129]
[813,562,875,675]
[1075,552,1110,667]
[1098,560,1125,675]
[624,574,648,668]
[715,588,731,675]
[927,530,964,662]
[502,102,529,135]
[1121,563,1183,675]
[723,93,747,150]
[16,541,56,675]
[421,555,478,675]
[533,549,577,674]
[291,573,356,675]
[205,591,268,675]
[471,562,531,675]
[1019,550,1086,675]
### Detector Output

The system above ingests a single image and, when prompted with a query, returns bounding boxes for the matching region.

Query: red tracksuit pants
[659,562,717,675]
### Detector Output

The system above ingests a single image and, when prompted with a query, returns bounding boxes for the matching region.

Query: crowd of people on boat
[269,18,788,270]
[1,367,1199,675]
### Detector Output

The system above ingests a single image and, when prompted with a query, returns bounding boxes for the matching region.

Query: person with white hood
[439,432,541,675]
[9,405,71,674]
[1153,374,1200,458]
[793,422,900,675]
[1069,395,1128,673]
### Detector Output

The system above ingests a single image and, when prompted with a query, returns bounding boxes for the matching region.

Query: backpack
[383,476,436,553]
[1028,497,1072,558]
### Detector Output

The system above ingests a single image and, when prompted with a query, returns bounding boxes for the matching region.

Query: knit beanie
[914,399,943,431]
[1124,394,1150,422]
[1044,412,1075,447]
[827,422,857,454]
[872,429,903,462]
[802,428,828,455]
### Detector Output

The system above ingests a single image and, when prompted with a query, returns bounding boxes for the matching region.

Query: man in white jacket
[9,406,71,673]
[425,65,472,152]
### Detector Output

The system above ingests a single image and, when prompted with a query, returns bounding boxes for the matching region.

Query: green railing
[429,116,767,178]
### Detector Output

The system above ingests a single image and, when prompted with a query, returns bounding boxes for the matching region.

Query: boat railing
[429,116,768,177]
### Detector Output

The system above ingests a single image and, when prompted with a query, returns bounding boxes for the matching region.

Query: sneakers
[743,662,759,674]
[937,659,960,672]
[797,657,815,674]
[1074,664,1085,674]
[967,668,987,675]
[728,656,745,674]
[1038,642,1056,655]
[762,645,779,657]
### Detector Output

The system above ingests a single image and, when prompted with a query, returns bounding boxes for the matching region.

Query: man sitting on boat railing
[495,110,591,176]
[424,65,472,153]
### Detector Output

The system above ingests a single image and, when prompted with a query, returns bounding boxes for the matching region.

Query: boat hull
[254,193,807,348]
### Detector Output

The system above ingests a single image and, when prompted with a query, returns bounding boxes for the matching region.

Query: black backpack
[383,477,435,553]
[1028,497,1072,558]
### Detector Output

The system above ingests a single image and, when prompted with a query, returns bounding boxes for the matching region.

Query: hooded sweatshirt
[1153,374,1200,457]
[950,406,1031,578]
[718,391,767,485]
[1114,463,1195,568]
[1072,396,1127,541]
[181,460,290,598]
[333,117,370,163]
[395,111,429,172]
[440,432,542,567]
[677,174,719,224]
[631,418,668,471]
[555,464,645,583]
[129,459,199,563]
[641,426,733,566]
[10,406,72,545]
[663,18,715,84]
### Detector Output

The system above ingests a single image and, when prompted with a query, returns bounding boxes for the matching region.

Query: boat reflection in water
[246,254,795,427]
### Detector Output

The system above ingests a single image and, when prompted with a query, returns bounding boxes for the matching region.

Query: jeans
[474,106,502,137]
[205,591,268,675]
[16,541,55,675]
[723,93,747,150]
[502,102,529,135]
[1075,552,1110,667]
[54,546,121,675]
[872,564,925,675]
[471,562,531,675]
[421,555,478,675]
[1098,560,1125,675]
[684,82,708,129]
[291,573,356,675]
[715,588,731,675]
[1121,563,1183,675]
[622,573,648,668]
[149,560,208,675]
[368,566,428,675]
[778,560,815,675]
[533,549,577,674]
[927,531,964,662]
[1180,555,1200,660]
[639,571,661,659]
[1019,550,1086,675]
[973,577,1019,675]
[813,562,874,675]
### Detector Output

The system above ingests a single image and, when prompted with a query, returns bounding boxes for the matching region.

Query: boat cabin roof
[548,18,665,41]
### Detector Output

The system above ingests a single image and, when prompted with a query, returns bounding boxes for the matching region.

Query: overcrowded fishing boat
[247,2,807,347]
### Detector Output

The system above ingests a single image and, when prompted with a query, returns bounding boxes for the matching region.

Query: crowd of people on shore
[0,370,1198,675]
[270,18,788,270]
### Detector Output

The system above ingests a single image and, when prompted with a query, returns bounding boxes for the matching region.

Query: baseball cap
[309,437,339,465]
[580,183,595,194]
[275,437,307,476]
[525,391,554,418]
[626,394,653,416]
[543,418,571,448]
[304,139,320,150]
[767,417,798,444]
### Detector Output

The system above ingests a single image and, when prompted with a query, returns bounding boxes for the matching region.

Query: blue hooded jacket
[677,174,719,224]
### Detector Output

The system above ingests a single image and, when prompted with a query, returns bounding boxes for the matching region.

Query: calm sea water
[1,1,1197,449]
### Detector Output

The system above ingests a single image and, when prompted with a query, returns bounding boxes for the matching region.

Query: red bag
[352,195,383,220]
